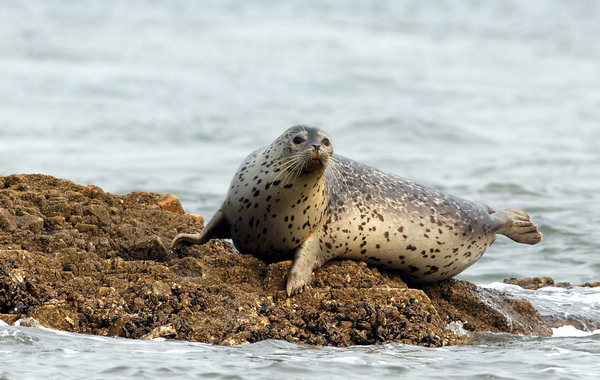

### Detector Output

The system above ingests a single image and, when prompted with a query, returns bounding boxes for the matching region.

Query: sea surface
[1,0,600,378]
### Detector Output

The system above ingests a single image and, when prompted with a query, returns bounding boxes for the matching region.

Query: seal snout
[301,147,329,173]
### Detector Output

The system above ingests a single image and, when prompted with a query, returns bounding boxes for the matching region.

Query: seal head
[274,125,333,176]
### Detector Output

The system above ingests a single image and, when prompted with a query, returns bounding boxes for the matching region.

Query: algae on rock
[0,174,552,346]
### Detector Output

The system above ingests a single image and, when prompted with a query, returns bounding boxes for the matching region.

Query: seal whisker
[275,155,306,183]
[283,156,308,185]
[275,155,304,174]
[327,156,343,184]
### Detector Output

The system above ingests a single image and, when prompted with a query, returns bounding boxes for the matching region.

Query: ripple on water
[480,182,543,197]
[0,322,599,379]
[0,328,37,346]
[1,0,600,379]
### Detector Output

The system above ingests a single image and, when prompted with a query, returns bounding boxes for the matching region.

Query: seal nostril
[312,144,320,151]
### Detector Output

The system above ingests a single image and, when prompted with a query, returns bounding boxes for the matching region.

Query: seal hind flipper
[170,207,230,250]
[492,208,543,245]
[286,236,325,296]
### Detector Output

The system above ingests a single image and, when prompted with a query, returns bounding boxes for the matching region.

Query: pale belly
[317,202,497,283]
[223,170,328,263]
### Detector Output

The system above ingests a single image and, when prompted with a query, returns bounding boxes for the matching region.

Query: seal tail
[493,208,542,245]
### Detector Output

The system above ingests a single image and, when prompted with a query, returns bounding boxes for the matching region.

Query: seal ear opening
[493,209,542,245]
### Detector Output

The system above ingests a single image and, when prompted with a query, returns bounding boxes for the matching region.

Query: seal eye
[321,138,331,147]
[293,136,305,145]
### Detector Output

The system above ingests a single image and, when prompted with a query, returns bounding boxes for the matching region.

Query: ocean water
[1,322,599,380]
[1,0,600,378]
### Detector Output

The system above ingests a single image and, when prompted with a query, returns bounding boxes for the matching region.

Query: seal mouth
[301,155,327,174]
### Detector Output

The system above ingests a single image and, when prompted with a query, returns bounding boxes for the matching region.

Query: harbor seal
[171,125,542,296]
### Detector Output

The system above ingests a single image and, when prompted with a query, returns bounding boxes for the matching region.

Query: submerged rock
[502,276,600,332]
[0,174,553,346]
[503,277,571,290]
[503,277,600,290]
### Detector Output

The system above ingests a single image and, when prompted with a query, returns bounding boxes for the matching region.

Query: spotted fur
[171,125,542,296]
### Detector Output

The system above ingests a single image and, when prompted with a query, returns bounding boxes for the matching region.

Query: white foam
[0,319,8,327]
[482,283,600,308]
[445,321,470,336]
[14,317,41,328]
[482,282,524,291]
[552,325,600,337]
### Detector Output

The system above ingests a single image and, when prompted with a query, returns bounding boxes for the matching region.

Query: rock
[422,279,552,336]
[141,324,177,340]
[503,277,562,290]
[158,195,186,215]
[502,277,600,332]
[0,208,17,231]
[503,277,597,290]
[0,174,556,347]
[0,313,19,325]
[16,215,44,233]
[28,302,80,330]
[580,282,600,288]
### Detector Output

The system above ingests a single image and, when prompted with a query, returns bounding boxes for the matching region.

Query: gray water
[0,324,599,380]
[1,0,600,378]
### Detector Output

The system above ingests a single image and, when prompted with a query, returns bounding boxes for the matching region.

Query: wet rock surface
[0,174,553,346]
[503,277,569,290]
[503,277,600,290]
[421,280,552,336]
[502,277,600,332]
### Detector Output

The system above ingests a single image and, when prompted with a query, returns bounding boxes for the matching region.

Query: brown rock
[0,313,19,325]
[16,215,44,233]
[158,195,186,215]
[0,174,561,347]
[75,223,97,233]
[579,282,600,287]
[422,280,552,337]
[28,302,79,330]
[141,324,177,340]
[0,208,17,231]
[503,277,561,290]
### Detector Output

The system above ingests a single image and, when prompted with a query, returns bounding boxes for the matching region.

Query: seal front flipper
[170,207,230,250]
[286,235,325,297]
[492,208,543,245]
